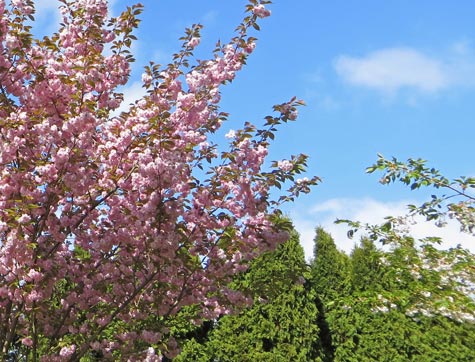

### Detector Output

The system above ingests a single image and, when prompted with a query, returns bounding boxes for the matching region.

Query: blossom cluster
[0,0,316,360]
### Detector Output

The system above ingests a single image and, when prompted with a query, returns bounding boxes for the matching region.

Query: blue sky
[35,1,475,257]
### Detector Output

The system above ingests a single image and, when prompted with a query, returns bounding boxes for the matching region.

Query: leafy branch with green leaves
[337,155,475,323]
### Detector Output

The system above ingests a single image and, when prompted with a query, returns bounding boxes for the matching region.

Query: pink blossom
[244,41,257,54]
[0,0,314,359]
[22,337,33,347]
[187,37,200,48]
[288,110,298,120]
[5,34,18,49]
[17,214,31,224]
[26,290,42,303]
[141,72,152,85]
[142,330,160,344]
[27,269,43,282]
[252,4,271,18]
[144,347,160,362]
[277,159,293,172]
[59,345,76,357]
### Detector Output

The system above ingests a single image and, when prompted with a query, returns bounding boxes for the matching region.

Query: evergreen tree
[310,227,350,361]
[176,229,323,361]
[326,237,475,362]
[177,225,475,361]
[310,227,350,303]
[328,296,475,362]
[349,238,387,293]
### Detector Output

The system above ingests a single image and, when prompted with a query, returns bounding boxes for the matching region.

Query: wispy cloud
[334,43,475,98]
[335,48,448,94]
[291,198,475,260]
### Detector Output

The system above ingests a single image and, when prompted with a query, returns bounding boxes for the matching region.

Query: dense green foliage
[172,158,475,361]
[311,228,350,303]
[325,237,475,362]
[176,230,323,361]
[173,227,475,361]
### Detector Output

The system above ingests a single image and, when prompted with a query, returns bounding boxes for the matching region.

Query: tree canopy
[0,0,318,360]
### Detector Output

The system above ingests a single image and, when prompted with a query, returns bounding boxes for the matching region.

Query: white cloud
[335,48,448,94]
[291,198,475,260]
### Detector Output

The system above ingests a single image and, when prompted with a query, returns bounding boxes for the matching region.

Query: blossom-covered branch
[0,0,316,360]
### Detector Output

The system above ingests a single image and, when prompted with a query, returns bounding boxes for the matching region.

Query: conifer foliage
[176,229,323,361]
[175,225,475,361]
[315,235,475,362]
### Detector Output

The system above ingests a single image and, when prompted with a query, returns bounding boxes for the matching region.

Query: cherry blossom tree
[0,0,317,360]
